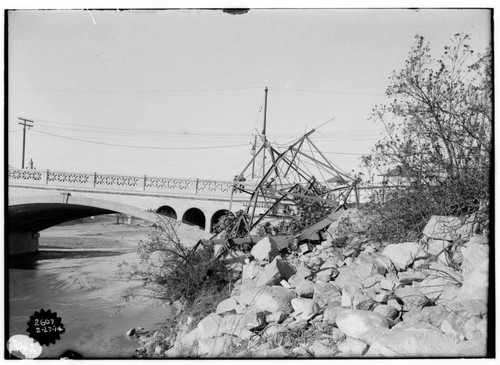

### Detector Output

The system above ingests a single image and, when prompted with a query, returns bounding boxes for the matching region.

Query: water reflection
[8,250,176,359]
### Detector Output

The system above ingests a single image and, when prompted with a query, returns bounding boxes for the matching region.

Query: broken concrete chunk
[337,337,369,356]
[216,297,240,315]
[379,278,395,291]
[394,287,431,310]
[252,285,296,314]
[313,281,342,308]
[336,309,390,339]
[425,239,452,256]
[197,313,222,340]
[291,298,320,320]
[373,304,399,320]
[295,279,315,298]
[422,215,463,241]
[255,257,296,287]
[280,279,292,289]
[309,340,337,357]
[265,311,287,324]
[198,335,235,357]
[242,260,264,281]
[382,242,421,271]
[288,266,312,287]
[323,303,343,325]
[251,236,280,262]
[461,236,489,278]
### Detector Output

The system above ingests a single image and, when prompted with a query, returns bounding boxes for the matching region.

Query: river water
[8,249,177,359]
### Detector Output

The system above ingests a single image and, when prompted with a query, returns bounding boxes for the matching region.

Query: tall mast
[262,87,268,176]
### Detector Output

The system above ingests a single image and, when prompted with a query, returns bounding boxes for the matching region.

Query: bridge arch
[156,205,177,219]
[8,195,162,233]
[182,207,206,230]
[210,209,230,233]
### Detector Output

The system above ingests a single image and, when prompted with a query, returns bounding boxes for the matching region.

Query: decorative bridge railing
[9,168,395,204]
[8,168,244,199]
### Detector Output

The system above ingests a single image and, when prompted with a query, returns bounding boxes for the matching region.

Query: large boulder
[424,239,452,256]
[373,304,399,320]
[336,309,390,339]
[415,276,457,302]
[341,281,364,308]
[358,327,393,345]
[313,281,342,308]
[216,297,241,315]
[334,261,384,289]
[451,259,489,317]
[255,257,296,287]
[337,338,369,356]
[295,279,315,298]
[309,340,337,357]
[288,266,312,288]
[197,313,222,339]
[198,335,235,357]
[242,260,264,281]
[323,303,344,325]
[218,314,253,340]
[240,309,267,330]
[451,338,487,357]
[252,285,297,314]
[381,242,421,271]
[394,287,431,310]
[422,215,463,241]
[251,236,280,262]
[461,235,489,278]
[366,327,460,357]
[291,298,320,320]
[235,279,260,306]
[363,274,385,290]
[179,327,199,349]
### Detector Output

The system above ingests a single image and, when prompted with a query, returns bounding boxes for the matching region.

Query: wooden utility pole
[18,117,34,169]
[262,87,268,177]
[251,135,257,179]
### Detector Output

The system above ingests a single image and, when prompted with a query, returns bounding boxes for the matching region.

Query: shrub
[359,34,491,243]
[120,216,234,309]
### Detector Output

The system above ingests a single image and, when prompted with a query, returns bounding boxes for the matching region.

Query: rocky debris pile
[134,214,489,358]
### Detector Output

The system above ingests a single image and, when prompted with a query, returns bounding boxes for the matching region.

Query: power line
[270,86,385,97]
[32,129,250,150]
[30,117,256,139]
[9,86,264,94]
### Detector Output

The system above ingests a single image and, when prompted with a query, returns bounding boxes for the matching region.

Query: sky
[7,8,492,181]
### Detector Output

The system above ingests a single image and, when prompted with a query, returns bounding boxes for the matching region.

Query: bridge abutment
[9,232,39,255]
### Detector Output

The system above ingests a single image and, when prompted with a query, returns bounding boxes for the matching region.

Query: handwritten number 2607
[34,319,54,326]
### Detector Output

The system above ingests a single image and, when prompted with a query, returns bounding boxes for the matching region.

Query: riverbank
[130,212,490,358]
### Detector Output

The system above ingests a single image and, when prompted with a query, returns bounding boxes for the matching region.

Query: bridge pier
[9,232,39,255]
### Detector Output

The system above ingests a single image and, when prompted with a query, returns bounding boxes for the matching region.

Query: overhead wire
[31,118,255,140]
[31,129,250,150]
[269,86,386,97]
[20,116,382,145]
[306,137,329,185]
[9,85,265,94]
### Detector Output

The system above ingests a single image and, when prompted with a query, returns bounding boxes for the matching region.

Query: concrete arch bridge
[8,168,252,255]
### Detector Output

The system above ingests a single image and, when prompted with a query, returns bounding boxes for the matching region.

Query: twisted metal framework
[229,128,359,236]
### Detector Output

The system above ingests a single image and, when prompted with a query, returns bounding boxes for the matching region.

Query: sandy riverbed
[36,216,211,259]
